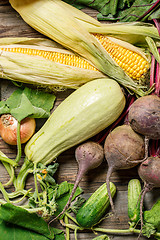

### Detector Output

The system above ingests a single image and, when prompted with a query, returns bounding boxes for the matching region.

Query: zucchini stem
[15,157,33,192]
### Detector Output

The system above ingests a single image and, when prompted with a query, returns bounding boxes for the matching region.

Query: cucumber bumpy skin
[76,182,116,229]
[128,179,142,225]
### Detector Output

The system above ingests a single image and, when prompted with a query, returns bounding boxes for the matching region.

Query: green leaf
[55,182,83,216]
[142,223,156,238]
[69,196,86,214]
[56,181,70,200]
[52,228,65,240]
[64,0,119,16]
[0,219,50,240]
[0,219,65,240]
[0,87,56,121]
[10,93,34,121]
[148,7,160,20]
[0,203,54,239]
[22,87,56,118]
[97,0,160,22]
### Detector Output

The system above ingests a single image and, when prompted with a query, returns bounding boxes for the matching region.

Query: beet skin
[128,95,160,140]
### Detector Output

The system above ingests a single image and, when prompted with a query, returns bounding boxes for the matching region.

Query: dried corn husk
[0,38,105,90]
[9,0,151,96]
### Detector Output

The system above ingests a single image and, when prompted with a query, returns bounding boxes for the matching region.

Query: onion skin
[128,95,160,140]
[0,114,36,145]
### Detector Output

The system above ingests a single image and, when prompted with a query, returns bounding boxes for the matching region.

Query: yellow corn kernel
[0,47,97,71]
[93,34,150,80]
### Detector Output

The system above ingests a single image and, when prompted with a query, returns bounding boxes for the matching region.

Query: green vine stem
[74,227,78,240]
[2,162,16,187]
[14,157,33,192]
[64,215,70,240]
[0,151,16,187]
[11,188,33,204]
[60,220,83,232]
[65,212,80,225]
[15,121,22,164]
[60,221,160,238]
[8,189,32,199]
[94,226,160,238]
[0,155,17,167]
[0,182,10,203]
[33,163,41,203]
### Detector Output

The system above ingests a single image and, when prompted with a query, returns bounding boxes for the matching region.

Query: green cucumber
[128,179,141,224]
[76,182,116,229]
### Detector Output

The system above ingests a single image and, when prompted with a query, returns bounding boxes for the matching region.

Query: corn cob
[0,46,97,71]
[0,38,104,90]
[0,39,149,81]
[9,0,152,96]
[93,34,150,81]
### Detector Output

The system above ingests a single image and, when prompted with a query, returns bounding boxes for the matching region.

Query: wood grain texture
[0,1,159,240]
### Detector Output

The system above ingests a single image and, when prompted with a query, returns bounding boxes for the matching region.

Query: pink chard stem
[150,54,155,91]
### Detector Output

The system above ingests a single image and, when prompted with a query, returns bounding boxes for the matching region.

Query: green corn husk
[0,37,105,90]
[88,22,160,47]
[9,0,152,96]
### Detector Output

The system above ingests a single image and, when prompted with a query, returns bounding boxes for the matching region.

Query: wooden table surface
[0,1,159,239]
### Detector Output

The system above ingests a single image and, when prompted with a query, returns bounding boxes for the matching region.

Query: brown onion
[0,114,36,145]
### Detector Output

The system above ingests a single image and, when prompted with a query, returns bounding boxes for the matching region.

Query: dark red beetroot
[104,124,145,214]
[138,156,160,233]
[128,95,160,140]
[50,141,104,222]
[128,95,160,157]
[138,156,160,187]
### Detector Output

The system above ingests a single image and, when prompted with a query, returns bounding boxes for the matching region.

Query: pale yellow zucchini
[25,78,126,165]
